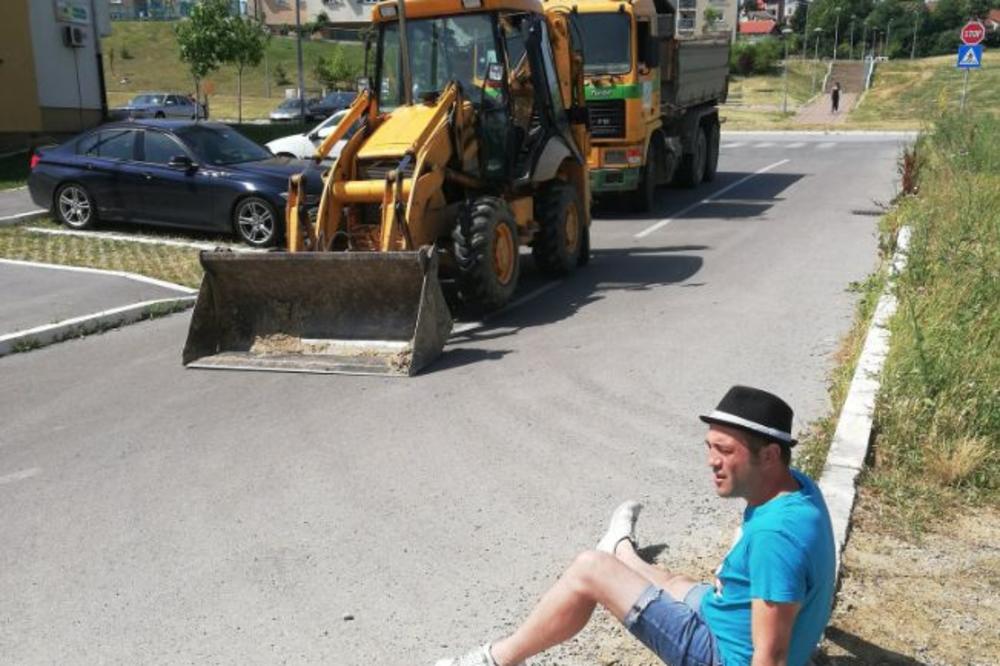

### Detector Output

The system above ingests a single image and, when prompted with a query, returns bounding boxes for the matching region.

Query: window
[570,13,632,75]
[78,129,137,160]
[143,131,186,164]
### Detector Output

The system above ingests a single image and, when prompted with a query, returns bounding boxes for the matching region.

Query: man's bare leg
[612,539,700,603]
[488,551,650,666]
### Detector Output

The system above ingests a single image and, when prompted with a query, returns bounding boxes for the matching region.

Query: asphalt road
[0,133,906,665]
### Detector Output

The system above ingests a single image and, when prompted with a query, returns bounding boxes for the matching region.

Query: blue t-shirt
[701,469,835,666]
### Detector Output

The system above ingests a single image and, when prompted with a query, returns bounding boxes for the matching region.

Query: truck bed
[662,39,729,110]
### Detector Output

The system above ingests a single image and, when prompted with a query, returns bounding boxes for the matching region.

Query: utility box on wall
[0,0,112,147]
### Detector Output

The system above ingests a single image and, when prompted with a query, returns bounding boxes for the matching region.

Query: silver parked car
[109,93,208,120]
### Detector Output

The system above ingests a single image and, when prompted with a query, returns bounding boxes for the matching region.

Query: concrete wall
[1,0,110,144]
[0,1,43,134]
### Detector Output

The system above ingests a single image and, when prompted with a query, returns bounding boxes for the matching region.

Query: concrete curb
[817,226,911,580]
[0,209,48,227]
[0,259,199,358]
[0,296,195,358]
[721,130,918,137]
[21,225,261,253]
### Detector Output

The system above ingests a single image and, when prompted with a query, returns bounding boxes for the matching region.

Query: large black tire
[233,196,279,248]
[703,118,721,183]
[577,222,590,267]
[675,126,707,188]
[452,196,520,312]
[532,182,584,276]
[54,182,97,230]
[632,140,659,213]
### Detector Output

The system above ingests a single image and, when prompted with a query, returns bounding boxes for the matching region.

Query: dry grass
[0,220,204,288]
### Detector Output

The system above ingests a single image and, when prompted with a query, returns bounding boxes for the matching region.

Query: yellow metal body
[548,0,661,185]
[285,0,591,258]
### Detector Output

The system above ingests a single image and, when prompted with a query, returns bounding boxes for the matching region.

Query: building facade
[677,0,736,37]
[0,0,112,147]
[248,0,374,29]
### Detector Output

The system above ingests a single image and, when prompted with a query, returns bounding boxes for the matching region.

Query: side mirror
[168,155,196,171]
[356,77,370,92]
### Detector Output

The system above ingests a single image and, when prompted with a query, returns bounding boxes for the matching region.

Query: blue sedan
[28,120,316,247]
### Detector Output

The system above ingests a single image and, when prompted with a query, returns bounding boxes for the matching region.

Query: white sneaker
[596,500,642,554]
[434,643,498,666]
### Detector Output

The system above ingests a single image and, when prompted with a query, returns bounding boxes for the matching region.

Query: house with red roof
[739,18,780,39]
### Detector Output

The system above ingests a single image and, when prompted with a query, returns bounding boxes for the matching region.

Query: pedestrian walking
[436,385,837,666]
[831,82,841,113]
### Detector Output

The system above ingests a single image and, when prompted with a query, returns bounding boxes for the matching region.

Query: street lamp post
[295,0,305,120]
[910,11,919,60]
[782,27,794,113]
[833,7,842,61]
[811,27,823,94]
[885,18,893,59]
[801,0,811,58]
[861,22,868,60]
[849,16,856,60]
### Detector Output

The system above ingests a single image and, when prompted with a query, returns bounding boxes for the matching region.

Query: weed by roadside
[867,111,1000,535]
[0,220,203,289]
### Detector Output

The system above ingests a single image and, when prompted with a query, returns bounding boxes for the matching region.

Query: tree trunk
[194,77,201,120]
[237,67,243,124]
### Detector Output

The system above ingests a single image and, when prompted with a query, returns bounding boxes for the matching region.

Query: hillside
[848,52,999,129]
[102,22,363,120]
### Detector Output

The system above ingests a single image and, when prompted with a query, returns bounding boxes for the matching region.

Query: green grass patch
[0,151,30,190]
[864,111,1000,534]
[0,220,204,289]
[849,52,1000,130]
[104,22,363,120]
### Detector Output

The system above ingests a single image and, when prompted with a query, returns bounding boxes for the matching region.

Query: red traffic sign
[961,21,986,46]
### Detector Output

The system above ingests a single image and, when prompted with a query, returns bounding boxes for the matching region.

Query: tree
[175,0,232,119]
[223,15,270,124]
[313,46,360,91]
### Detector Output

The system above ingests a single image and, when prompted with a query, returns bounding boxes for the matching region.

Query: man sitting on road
[437,385,836,666]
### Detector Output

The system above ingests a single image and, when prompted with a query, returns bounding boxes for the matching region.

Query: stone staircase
[824,61,866,96]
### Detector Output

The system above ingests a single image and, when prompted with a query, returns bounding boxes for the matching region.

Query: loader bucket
[182,249,453,376]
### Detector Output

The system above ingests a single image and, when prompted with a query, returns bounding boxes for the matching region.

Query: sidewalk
[794,93,858,125]
[0,187,46,225]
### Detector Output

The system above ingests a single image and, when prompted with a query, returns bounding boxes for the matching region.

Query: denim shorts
[622,583,724,666]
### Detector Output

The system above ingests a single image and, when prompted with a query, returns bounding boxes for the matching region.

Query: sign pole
[960,68,969,110]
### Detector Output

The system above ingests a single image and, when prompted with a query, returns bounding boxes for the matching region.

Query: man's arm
[750,599,800,666]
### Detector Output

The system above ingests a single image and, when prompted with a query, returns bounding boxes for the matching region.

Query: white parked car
[266,110,358,162]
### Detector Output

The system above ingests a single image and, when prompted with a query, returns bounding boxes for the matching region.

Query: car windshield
[571,13,632,75]
[377,13,500,111]
[174,125,271,165]
[132,94,165,106]
[278,98,305,109]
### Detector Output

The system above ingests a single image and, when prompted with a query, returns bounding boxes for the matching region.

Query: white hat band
[706,410,793,443]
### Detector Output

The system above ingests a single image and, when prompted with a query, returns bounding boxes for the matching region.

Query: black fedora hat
[699,385,797,447]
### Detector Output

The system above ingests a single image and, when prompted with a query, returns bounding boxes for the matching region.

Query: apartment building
[0,0,112,148]
[676,0,736,37]
[248,0,374,29]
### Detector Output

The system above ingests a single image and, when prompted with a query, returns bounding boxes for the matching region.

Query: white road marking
[817,142,837,149]
[22,226,260,253]
[786,142,806,149]
[721,142,744,149]
[634,158,791,239]
[753,142,775,148]
[452,281,562,337]
[0,468,41,486]
[0,258,196,294]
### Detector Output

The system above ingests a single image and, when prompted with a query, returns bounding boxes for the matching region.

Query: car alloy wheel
[57,184,93,229]
[235,198,277,247]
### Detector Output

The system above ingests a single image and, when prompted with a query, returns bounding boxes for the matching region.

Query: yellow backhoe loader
[183,0,592,376]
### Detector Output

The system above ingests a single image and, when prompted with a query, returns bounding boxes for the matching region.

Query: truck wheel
[453,196,520,312]
[532,182,583,276]
[676,127,707,188]
[577,222,590,267]
[703,119,721,182]
[632,141,659,213]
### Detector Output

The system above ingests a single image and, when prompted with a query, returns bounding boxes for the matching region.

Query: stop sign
[961,21,986,46]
